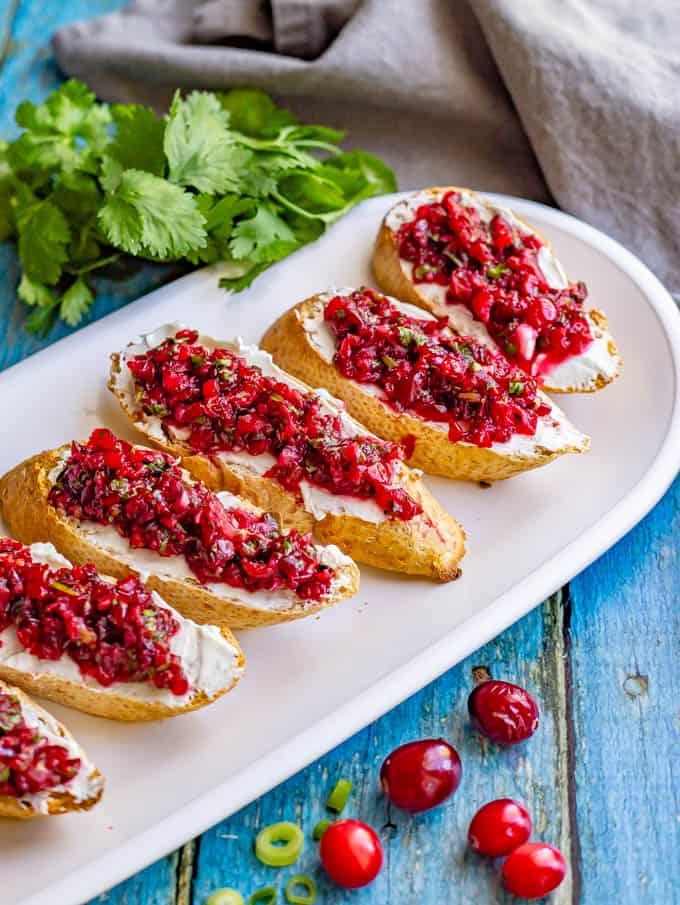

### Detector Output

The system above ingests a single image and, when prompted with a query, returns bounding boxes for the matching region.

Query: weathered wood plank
[569,473,680,904]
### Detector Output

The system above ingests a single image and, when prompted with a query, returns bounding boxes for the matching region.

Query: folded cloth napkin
[53,0,680,292]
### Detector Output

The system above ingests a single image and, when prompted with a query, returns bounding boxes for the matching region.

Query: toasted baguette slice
[0,442,360,631]
[0,539,245,721]
[374,187,621,393]
[261,290,590,483]
[0,679,103,819]
[108,325,465,581]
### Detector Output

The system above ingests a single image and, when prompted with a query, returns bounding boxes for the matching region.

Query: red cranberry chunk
[396,192,593,377]
[0,690,81,797]
[323,288,551,448]
[48,430,334,603]
[125,330,421,522]
[0,537,190,695]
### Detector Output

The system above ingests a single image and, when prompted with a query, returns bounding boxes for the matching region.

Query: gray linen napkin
[52,0,680,291]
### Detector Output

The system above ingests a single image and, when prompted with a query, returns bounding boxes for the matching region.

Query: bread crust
[0,681,103,818]
[109,349,465,581]
[373,186,621,394]
[0,447,360,631]
[261,297,588,483]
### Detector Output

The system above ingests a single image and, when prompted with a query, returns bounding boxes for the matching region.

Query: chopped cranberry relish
[0,538,190,695]
[395,191,593,376]
[49,429,334,601]
[0,688,80,798]
[324,289,552,448]
[125,329,421,521]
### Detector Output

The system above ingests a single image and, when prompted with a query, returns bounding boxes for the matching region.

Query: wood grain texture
[0,3,677,904]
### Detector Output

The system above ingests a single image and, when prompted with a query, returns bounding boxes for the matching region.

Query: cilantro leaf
[219,89,297,137]
[164,91,252,193]
[26,301,60,336]
[110,104,165,176]
[17,200,71,284]
[17,274,55,308]
[228,205,296,262]
[98,168,207,259]
[59,277,94,326]
[323,149,397,195]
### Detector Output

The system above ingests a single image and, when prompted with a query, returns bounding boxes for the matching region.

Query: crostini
[0,537,244,721]
[261,288,590,482]
[108,326,465,581]
[0,430,359,631]
[0,679,103,818]
[373,187,621,393]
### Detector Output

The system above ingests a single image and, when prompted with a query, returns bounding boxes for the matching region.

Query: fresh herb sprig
[0,81,396,334]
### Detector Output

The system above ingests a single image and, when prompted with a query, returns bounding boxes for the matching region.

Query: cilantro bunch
[0,80,396,334]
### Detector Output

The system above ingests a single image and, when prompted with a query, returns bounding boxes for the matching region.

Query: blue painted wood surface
[0,3,678,903]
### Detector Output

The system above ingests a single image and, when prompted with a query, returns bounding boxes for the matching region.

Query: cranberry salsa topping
[395,191,594,377]
[0,538,190,695]
[49,429,334,602]
[0,688,80,799]
[324,289,551,448]
[126,329,421,520]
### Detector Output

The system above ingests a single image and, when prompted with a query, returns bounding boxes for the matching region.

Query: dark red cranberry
[468,798,532,856]
[468,680,539,745]
[380,738,462,813]
[502,842,566,898]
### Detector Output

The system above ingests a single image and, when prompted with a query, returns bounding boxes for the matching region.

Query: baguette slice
[374,187,621,393]
[0,539,245,721]
[0,441,359,631]
[261,289,590,483]
[0,679,103,819]
[109,325,465,581]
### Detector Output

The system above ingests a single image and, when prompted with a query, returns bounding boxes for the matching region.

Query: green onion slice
[206,890,245,905]
[255,822,304,867]
[285,875,316,905]
[249,889,277,905]
[312,819,332,840]
[326,778,352,813]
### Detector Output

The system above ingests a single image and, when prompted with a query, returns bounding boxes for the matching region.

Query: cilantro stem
[71,253,121,275]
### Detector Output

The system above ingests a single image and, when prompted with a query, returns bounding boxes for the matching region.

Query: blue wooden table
[1,3,678,902]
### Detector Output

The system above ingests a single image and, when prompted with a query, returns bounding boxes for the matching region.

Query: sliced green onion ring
[206,890,245,905]
[326,778,352,813]
[285,874,316,905]
[255,822,304,867]
[312,819,332,840]
[249,888,277,905]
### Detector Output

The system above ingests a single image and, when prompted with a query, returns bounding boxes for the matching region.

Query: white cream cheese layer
[301,292,588,456]
[48,449,354,611]
[385,189,619,390]
[0,543,242,706]
[113,325,396,524]
[5,691,102,814]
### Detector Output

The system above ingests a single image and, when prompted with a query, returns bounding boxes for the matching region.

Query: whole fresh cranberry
[380,738,462,813]
[468,680,539,745]
[468,798,532,856]
[502,842,567,898]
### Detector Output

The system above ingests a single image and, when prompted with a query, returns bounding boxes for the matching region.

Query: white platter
[1,193,679,905]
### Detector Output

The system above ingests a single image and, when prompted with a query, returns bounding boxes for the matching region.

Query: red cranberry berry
[468,798,532,856]
[380,738,462,813]
[502,842,567,899]
[319,819,383,888]
[468,680,539,745]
